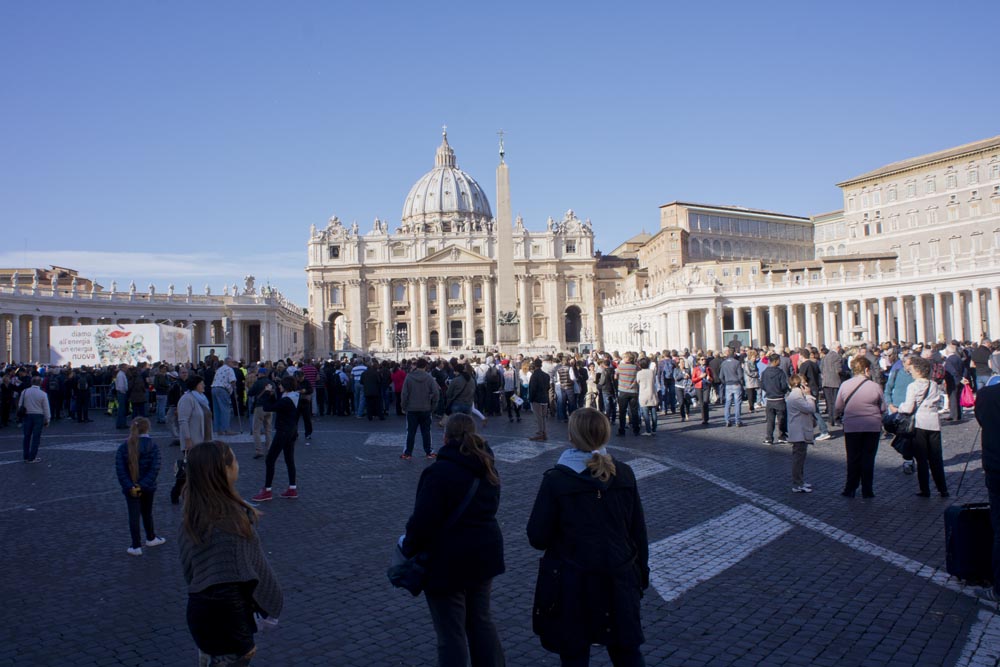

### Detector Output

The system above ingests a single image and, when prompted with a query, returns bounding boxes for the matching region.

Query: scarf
[189,390,211,413]
[557,446,609,474]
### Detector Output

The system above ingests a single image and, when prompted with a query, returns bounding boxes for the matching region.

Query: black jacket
[976,385,1000,476]
[527,461,649,653]
[798,359,821,395]
[403,442,505,593]
[761,365,789,400]
[528,370,551,405]
[259,391,300,436]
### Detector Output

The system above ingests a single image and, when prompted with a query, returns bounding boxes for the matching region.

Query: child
[786,375,816,493]
[180,441,283,665]
[114,417,164,555]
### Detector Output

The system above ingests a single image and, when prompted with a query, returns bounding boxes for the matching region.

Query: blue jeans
[451,403,472,415]
[354,384,366,417]
[600,389,616,422]
[211,386,232,433]
[661,379,677,412]
[555,384,566,421]
[724,384,743,424]
[977,374,990,391]
[22,414,44,460]
[115,390,128,429]
[405,411,432,455]
[642,406,658,434]
[814,401,829,436]
[155,395,167,423]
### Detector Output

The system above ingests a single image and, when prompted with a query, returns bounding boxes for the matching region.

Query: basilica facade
[305,131,600,356]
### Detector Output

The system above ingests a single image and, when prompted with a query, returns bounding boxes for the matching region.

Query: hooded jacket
[527,459,649,653]
[401,369,440,413]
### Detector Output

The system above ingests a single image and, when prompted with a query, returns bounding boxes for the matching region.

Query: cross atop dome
[435,125,457,168]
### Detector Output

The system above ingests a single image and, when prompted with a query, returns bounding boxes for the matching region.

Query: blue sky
[2,1,998,305]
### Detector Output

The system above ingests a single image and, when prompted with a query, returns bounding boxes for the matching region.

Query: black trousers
[764,400,788,442]
[504,391,521,420]
[125,490,156,549]
[265,431,297,488]
[366,393,383,420]
[298,398,313,437]
[425,579,505,667]
[76,390,90,421]
[697,386,711,423]
[912,428,948,494]
[745,388,758,412]
[843,431,880,497]
[617,392,640,434]
[315,387,327,415]
[823,387,839,424]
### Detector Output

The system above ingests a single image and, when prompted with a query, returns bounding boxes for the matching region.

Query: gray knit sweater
[179,523,283,618]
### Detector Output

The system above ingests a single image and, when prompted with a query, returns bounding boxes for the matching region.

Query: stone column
[381,280,392,345]
[9,315,21,363]
[971,288,984,340]
[262,318,272,360]
[348,279,364,348]
[418,278,430,349]
[914,294,926,344]
[518,276,531,345]
[706,303,720,352]
[988,287,1000,340]
[30,315,41,363]
[767,305,777,347]
[408,280,419,349]
[483,276,495,347]
[231,317,242,360]
[438,278,448,349]
[952,291,965,342]
[877,297,888,342]
[821,301,831,345]
[933,292,945,343]
[734,307,745,330]
[679,309,691,351]
[803,304,814,347]
[463,278,475,348]
[749,306,759,347]
[545,275,562,346]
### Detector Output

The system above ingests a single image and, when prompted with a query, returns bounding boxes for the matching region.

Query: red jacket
[692,366,712,389]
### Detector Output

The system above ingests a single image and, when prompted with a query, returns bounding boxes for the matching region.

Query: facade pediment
[417,245,492,265]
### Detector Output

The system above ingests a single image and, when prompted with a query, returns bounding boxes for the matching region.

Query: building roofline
[836,134,1000,187]
[659,200,809,221]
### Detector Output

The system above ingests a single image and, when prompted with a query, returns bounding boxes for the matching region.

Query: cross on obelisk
[497,129,505,164]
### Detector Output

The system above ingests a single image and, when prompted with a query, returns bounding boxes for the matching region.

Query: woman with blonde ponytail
[527,407,649,667]
[114,417,164,556]
[401,413,505,666]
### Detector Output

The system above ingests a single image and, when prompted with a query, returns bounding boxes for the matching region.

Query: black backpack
[485,365,501,389]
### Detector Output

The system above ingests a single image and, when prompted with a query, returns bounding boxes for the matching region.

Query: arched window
[393,284,406,302]
[712,240,722,257]
[474,283,483,301]
[837,243,846,255]
[429,330,439,347]
[367,285,376,303]
[689,238,699,257]
[475,329,484,346]
[723,241,732,257]
[533,280,542,299]
[566,279,578,299]
[449,282,461,300]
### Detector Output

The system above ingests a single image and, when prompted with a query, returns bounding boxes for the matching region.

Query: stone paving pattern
[0,405,993,666]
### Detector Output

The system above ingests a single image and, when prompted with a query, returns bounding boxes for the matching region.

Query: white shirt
[212,364,236,389]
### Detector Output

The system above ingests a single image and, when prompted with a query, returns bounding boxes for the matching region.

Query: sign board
[197,344,229,363]
[722,329,752,351]
[49,324,193,366]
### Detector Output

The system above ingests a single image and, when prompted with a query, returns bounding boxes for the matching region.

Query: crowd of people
[4,335,1000,665]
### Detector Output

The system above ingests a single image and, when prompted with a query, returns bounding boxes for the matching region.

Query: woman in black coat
[402,413,505,667]
[527,407,649,667]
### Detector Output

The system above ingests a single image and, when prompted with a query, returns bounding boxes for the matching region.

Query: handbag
[388,477,481,596]
[960,383,975,409]
[884,383,930,436]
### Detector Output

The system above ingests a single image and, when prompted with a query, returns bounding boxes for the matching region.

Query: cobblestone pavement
[0,405,996,666]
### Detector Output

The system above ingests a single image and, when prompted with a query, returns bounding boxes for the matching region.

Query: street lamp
[385,327,409,362]
[628,315,650,352]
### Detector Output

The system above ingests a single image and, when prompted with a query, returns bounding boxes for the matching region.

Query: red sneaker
[279,488,298,499]
[425,452,437,460]
[251,489,273,502]
[399,453,412,460]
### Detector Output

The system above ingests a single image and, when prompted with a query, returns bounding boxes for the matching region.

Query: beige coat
[177,391,213,449]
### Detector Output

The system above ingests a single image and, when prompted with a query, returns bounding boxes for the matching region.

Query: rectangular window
[873,191,881,205]
[848,197,855,211]
[861,193,870,208]
[970,201,981,217]
[888,187,897,202]
[392,245,406,258]
[906,182,916,198]
[909,245,919,260]
[947,206,959,221]
[472,245,482,255]
[331,286,342,304]
[328,245,340,259]
[946,173,957,188]
[991,164,1000,180]
[926,178,936,194]
[564,241,576,254]
[928,208,938,224]
[968,169,979,185]
[531,244,541,257]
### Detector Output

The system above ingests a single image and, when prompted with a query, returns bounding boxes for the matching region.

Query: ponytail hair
[444,413,499,486]
[126,417,151,484]
[567,407,616,482]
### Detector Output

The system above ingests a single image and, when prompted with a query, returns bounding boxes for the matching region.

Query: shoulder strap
[441,477,480,533]
[841,378,870,411]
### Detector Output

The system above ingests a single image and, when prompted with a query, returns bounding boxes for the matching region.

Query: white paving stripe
[957,608,1000,666]
[491,439,558,463]
[649,504,792,603]
[49,440,122,453]
[365,433,407,448]
[626,458,671,480]
[630,448,982,600]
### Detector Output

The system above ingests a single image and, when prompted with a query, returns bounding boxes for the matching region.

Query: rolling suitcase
[944,503,993,584]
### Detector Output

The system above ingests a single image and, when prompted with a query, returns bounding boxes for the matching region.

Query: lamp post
[385,327,408,362]
[628,315,650,352]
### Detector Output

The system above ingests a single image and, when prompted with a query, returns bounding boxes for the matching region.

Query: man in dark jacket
[400,358,440,459]
[820,347,843,425]
[360,364,384,421]
[708,352,724,405]
[719,349,745,427]
[529,359,551,441]
[761,354,789,445]
[976,383,1000,601]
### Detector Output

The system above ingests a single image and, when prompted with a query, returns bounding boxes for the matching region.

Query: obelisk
[495,131,519,349]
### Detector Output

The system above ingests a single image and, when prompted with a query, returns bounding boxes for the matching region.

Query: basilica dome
[401,131,492,228]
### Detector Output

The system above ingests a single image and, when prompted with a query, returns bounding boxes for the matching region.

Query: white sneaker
[815,433,832,441]
[127,547,143,556]
[145,536,166,548]
[802,482,813,489]
[903,460,915,475]
[792,486,813,493]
